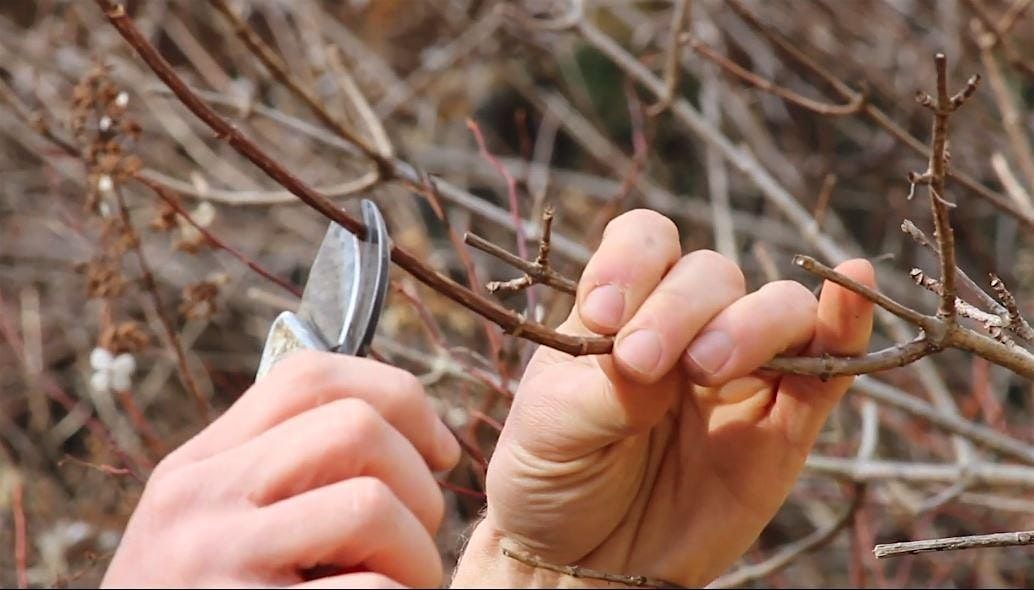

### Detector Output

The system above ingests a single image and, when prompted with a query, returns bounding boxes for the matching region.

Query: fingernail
[685,331,734,376]
[616,330,662,375]
[582,284,625,330]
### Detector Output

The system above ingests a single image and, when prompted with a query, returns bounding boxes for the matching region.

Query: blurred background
[1,0,1033,586]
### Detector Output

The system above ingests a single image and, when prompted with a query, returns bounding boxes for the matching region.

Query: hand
[452,210,874,587]
[103,351,460,589]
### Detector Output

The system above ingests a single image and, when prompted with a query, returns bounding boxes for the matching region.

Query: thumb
[767,258,876,448]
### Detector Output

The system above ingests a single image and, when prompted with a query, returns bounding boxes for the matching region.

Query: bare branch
[500,542,685,589]
[874,530,1034,559]
[647,0,692,116]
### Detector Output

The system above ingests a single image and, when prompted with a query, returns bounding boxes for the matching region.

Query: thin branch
[114,189,210,420]
[686,35,866,116]
[92,0,610,357]
[792,256,933,328]
[852,376,1034,465]
[134,175,302,298]
[501,543,685,589]
[900,219,1006,316]
[647,0,691,116]
[722,0,1034,230]
[206,0,391,174]
[12,479,27,589]
[873,530,1034,559]
[763,339,936,378]
[989,275,1034,341]
[467,118,530,265]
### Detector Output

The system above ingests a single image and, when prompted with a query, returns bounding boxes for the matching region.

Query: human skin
[101,351,461,588]
[102,208,874,588]
[450,209,875,587]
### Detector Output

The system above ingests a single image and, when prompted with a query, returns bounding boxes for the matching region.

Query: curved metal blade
[255,200,391,379]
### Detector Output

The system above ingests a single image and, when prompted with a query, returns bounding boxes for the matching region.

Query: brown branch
[92,0,610,357]
[647,0,692,116]
[989,275,1034,341]
[206,0,390,175]
[964,0,1034,78]
[723,0,1034,231]
[900,219,1006,315]
[686,36,866,116]
[873,530,1034,559]
[792,256,934,328]
[12,479,27,589]
[133,175,303,298]
[920,54,963,322]
[500,543,685,589]
[113,189,210,420]
[466,206,577,296]
[763,339,936,378]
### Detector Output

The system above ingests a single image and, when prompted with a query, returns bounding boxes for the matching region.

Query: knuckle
[330,398,384,441]
[350,476,395,515]
[764,280,818,312]
[142,466,196,517]
[685,249,746,293]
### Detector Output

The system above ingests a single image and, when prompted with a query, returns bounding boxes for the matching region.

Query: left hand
[452,210,874,587]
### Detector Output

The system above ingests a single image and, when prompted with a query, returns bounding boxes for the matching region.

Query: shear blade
[255,200,390,379]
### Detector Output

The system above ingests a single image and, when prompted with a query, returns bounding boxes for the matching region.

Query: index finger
[160,351,460,473]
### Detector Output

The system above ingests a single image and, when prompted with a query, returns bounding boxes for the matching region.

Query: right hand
[102,351,460,589]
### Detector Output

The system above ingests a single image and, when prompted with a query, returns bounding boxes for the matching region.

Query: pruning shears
[256,199,390,379]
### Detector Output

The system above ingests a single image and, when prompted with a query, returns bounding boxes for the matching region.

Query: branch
[114,189,210,420]
[873,530,1034,559]
[500,543,685,589]
[686,35,866,116]
[465,207,577,296]
[92,0,610,357]
[722,0,1034,230]
[133,176,303,298]
[647,0,692,116]
[206,0,390,174]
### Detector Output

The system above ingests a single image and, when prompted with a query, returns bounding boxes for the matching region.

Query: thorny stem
[93,0,611,357]
[114,189,211,420]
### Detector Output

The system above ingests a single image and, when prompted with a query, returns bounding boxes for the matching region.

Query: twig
[973,19,1034,193]
[12,479,27,589]
[133,175,302,298]
[989,274,1034,341]
[646,0,691,116]
[92,0,610,356]
[686,35,866,116]
[500,543,685,589]
[113,188,210,420]
[468,206,576,296]
[915,54,978,323]
[964,0,1034,78]
[722,0,1034,230]
[900,219,1006,316]
[852,376,1034,465]
[710,485,864,588]
[873,530,1034,559]
[206,0,390,175]
[812,173,837,229]
[467,118,530,267]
